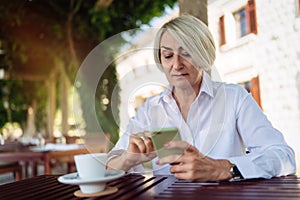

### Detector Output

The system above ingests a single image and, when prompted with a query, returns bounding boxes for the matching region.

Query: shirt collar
[200,71,214,98]
[161,85,173,104]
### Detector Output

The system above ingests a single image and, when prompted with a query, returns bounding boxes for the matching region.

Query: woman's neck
[173,87,198,104]
[172,84,201,121]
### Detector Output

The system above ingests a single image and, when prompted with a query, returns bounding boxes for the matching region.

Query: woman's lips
[172,73,188,78]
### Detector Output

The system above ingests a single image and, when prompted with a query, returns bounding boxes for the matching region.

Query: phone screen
[150,127,184,159]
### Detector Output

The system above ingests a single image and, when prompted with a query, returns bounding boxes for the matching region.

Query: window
[298,0,300,16]
[234,0,257,38]
[219,15,226,46]
[219,0,257,46]
[239,76,262,109]
[234,8,248,38]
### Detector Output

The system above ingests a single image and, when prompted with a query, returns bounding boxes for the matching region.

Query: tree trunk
[60,66,70,136]
[47,74,56,137]
[178,0,208,25]
[66,0,80,69]
[25,100,36,136]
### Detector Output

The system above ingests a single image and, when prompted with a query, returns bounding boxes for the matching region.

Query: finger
[136,134,150,153]
[173,171,195,181]
[170,163,185,173]
[156,154,182,165]
[129,135,147,153]
[170,163,200,181]
[165,141,203,157]
[164,140,190,150]
[139,135,150,153]
[143,135,156,153]
[128,136,141,153]
[146,135,155,152]
[139,131,155,153]
[169,163,192,180]
[128,141,146,154]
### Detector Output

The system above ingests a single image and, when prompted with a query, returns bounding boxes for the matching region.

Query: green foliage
[0,80,47,131]
[0,0,177,144]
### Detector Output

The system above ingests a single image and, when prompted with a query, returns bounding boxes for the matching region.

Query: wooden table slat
[1,174,300,200]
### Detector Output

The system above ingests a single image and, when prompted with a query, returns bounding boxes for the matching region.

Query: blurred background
[0,0,299,181]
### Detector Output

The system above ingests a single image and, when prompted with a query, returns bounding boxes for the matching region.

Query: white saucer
[58,170,125,185]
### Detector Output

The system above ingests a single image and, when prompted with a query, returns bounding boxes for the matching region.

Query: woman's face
[160,31,202,91]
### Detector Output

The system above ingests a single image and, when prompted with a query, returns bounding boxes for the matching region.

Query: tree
[0,79,47,134]
[179,0,207,24]
[0,0,177,144]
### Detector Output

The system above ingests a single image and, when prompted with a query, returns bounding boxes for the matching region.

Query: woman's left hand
[156,141,233,182]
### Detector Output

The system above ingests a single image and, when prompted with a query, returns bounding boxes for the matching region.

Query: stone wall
[208,0,300,172]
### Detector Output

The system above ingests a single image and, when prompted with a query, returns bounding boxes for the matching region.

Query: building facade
[208,0,300,171]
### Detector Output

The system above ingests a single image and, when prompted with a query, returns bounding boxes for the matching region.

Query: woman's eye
[163,54,173,59]
[181,52,190,57]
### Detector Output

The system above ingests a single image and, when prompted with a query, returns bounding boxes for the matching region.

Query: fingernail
[164,142,170,147]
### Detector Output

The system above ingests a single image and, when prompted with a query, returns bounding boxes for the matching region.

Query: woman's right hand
[107,132,156,172]
[122,132,156,168]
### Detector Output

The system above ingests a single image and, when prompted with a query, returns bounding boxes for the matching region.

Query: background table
[0,174,299,200]
[0,143,90,178]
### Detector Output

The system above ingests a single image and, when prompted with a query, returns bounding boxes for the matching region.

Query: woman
[107,15,296,181]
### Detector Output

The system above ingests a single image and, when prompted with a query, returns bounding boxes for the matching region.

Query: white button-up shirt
[108,71,296,179]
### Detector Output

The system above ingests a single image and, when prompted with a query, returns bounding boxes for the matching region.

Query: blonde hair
[153,15,216,72]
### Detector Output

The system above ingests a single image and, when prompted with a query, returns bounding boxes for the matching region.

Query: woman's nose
[173,54,183,70]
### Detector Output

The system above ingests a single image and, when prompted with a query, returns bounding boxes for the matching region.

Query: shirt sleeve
[229,89,296,179]
[107,101,151,173]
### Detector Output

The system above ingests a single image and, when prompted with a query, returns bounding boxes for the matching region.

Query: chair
[0,162,23,181]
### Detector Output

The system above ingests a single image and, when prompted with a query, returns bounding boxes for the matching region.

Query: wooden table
[42,146,90,175]
[0,173,299,200]
[0,143,90,178]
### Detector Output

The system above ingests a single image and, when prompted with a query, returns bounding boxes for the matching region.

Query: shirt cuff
[228,156,262,179]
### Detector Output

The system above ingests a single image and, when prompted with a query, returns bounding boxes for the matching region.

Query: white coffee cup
[74,153,107,194]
